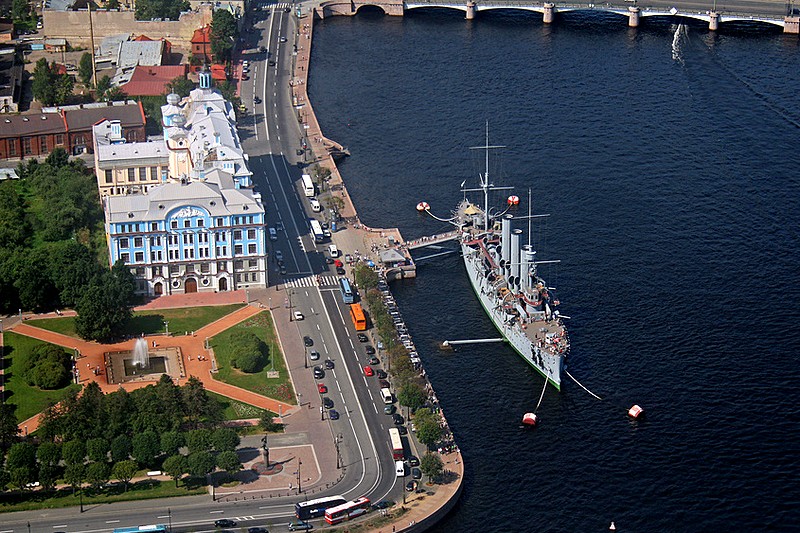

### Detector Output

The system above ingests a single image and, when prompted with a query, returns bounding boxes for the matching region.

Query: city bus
[388,427,403,460]
[324,497,371,525]
[295,495,347,520]
[339,278,355,304]
[113,526,167,533]
[309,219,325,243]
[301,174,315,197]
[349,303,367,331]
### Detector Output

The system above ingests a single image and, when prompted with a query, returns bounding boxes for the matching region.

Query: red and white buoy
[507,195,520,206]
[416,201,430,212]
[522,412,538,427]
[628,404,644,419]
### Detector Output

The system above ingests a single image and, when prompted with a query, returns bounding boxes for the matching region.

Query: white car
[309,198,321,212]
[293,311,304,321]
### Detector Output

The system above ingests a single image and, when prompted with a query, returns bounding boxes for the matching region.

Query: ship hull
[461,241,563,390]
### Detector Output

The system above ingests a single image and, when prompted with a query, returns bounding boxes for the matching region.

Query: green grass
[0,477,207,513]
[2,332,82,422]
[210,311,297,405]
[27,304,246,339]
[208,391,274,421]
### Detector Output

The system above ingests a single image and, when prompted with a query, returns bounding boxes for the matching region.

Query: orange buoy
[416,201,430,212]
[507,195,520,206]
[628,405,644,419]
[522,412,538,427]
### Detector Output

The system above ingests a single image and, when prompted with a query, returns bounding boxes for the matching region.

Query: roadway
[1,4,404,533]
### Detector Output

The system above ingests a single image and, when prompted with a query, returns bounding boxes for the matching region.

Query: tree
[63,463,85,495]
[78,52,94,87]
[162,454,187,487]
[111,460,138,492]
[259,412,284,433]
[398,382,427,412]
[160,431,185,457]
[165,76,194,98]
[215,450,241,477]
[186,451,214,477]
[210,9,238,63]
[62,439,86,466]
[131,431,160,467]
[85,461,110,490]
[110,434,131,462]
[211,428,239,452]
[86,438,110,462]
[419,452,444,483]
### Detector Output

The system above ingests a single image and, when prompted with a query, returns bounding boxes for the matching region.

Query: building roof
[105,178,264,223]
[0,113,66,137]
[120,65,188,97]
[63,101,145,131]
[116,39,165,70]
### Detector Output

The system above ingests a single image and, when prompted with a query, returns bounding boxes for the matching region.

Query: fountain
[132,338,150,369]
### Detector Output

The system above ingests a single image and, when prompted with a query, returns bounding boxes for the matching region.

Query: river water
[308,9,800,531]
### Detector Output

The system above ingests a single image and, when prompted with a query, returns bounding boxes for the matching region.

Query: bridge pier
[785,16,800,34]
[627,6,640,27]
[543,2,555,24]
[708,11,719,31]
[465,1,476,20]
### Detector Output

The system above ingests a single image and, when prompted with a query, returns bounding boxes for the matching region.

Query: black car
[324,359,335,370]
[357,333,369,343]
[215,519,237,528]
[322,397,334,409]
[328,409,339,420]
[248,528,269,533]
[368,356,380,365]
[392,413,405,425]
[376,369,387,379]
[303,336,314,347]
[313,366,324,379]
[407,455,420,467]
[336,266,346,275]
[365,345,376,355]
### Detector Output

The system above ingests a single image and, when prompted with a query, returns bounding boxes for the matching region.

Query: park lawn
[27,304,246,339]
[210,311,297,405]
[2,332,81,422]
[208,391,274,421]
[0,477,207,513]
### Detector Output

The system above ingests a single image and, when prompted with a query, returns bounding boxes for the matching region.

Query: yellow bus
[349,303,367,331]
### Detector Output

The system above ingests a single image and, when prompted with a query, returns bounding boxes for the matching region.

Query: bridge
[316,0,800,34]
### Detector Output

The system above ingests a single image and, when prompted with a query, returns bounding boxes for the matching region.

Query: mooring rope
[534,374,549,412]
[565,370,603,401]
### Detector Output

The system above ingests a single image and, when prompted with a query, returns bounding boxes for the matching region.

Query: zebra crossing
[282,274,341,288]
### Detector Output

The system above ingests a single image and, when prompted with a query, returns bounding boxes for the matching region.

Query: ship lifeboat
[628,405,644,419]
[507,195,520,206]
[416,201,430,212]
[522,413,538,427]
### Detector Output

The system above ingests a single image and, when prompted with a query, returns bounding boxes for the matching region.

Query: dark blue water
[309,11,800,531]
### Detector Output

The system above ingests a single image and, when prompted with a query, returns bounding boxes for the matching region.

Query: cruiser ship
[437,131,569,390]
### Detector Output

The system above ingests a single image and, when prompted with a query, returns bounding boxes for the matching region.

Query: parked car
[328,409,339,420]
[215,519,237,528]
[365,345,376,355]
[303,336,314,347]
[357,333,369,343]
[309,350,320,361]
[317,383,327,394]
[313,366,324,379]
[363,365,373,377]
[324,359,335,370]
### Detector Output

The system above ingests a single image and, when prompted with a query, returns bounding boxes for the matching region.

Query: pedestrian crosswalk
[282,274,341,288]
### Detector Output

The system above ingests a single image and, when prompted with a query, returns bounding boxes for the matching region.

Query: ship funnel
[511,229,522,281]
[522,245,536,292]
[502,215,512,268]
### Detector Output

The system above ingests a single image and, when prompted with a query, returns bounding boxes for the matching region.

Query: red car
[363,366,374,377]
[318,383,328,394]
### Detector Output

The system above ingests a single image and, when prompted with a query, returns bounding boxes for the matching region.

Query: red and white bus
[388,427,403,460]
[324,497,371,525]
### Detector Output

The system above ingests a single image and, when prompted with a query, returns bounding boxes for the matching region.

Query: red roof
[121,65,189,97]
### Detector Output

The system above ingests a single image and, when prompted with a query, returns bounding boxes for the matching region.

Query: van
[328,244,339,258]
[269,227,278,241]
[395,460,405,477]
[380,387,393,404]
